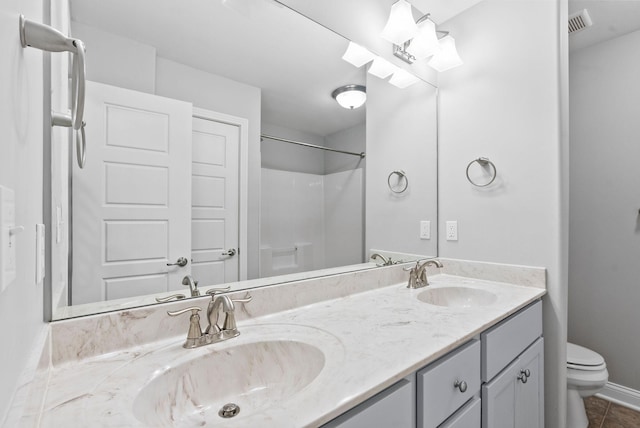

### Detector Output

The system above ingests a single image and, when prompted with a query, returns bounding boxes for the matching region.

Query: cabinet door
[322,377,415,428]
[482,362,518,428]
[515,338,544,428]
[483,338,544,428]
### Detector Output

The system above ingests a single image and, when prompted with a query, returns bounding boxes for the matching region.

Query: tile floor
[585,396,640,428]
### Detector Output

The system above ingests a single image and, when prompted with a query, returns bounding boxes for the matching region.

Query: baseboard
[596,382,640,412]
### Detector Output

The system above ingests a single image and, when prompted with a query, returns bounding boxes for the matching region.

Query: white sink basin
[417,286,497,308]
[132,339,325,426]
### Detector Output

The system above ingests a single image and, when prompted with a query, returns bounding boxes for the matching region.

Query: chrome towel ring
[388,170,408,194]
[466,157,497,187]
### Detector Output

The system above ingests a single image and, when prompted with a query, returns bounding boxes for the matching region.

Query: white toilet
[566,342,609,428]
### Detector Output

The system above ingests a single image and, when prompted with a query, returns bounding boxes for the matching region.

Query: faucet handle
[167,306,201,317]
[167,306,203,349]
[206,286,231,298]
[232,293,252,304]
[155,293,186,303]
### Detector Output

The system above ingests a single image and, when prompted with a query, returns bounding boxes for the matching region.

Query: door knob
[167,257,188,267]
[221,249,236,257]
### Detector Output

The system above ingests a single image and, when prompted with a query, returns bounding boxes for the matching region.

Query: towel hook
[466,157,497,187]
[20,15,87,168]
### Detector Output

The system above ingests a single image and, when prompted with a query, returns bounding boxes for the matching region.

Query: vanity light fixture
[388,68,421,88]
[427,35,464,72]
[381,0,418,45]
[367,56,398,79]
[342,42,376,67]
[331,85,366,110]
[381,1,463,72]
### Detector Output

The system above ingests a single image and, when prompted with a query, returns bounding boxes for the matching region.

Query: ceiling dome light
[381,0,418,45]
[331,85,367,110]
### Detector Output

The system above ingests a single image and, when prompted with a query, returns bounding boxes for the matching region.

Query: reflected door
[72,81,192,304]
[191,116,240,286]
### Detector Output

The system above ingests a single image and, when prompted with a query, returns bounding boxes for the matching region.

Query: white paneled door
[190,116,240,286]
[72,81,192,304]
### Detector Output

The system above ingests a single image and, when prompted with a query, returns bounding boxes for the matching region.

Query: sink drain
[218,403,240,418]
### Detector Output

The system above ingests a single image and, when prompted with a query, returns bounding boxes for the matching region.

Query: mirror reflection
[50,0,438,319]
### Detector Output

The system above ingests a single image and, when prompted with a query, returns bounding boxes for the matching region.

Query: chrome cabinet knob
[167,257,188,267]
[221,248,236,257]
[454,380,468,393]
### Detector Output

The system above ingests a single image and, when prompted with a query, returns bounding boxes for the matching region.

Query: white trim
[596,382,640,412]
[192,107,249,281]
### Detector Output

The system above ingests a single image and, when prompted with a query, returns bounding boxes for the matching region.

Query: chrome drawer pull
[517,369,530,384]
[454,380,468,393]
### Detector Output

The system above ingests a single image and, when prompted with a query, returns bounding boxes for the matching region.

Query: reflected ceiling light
[331,85,367,109]
[368,56,398,79]
[428,35,463,72]
[342,42,376,67]
[381,0,418,45]
[389,69,421,89]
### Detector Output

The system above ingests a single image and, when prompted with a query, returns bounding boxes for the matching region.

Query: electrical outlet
[420,221,431,240]
[446,221,458,241]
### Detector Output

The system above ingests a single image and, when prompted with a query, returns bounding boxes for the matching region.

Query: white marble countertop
[36,273,545,427]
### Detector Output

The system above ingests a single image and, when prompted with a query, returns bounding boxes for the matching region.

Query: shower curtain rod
[260,134,366,159]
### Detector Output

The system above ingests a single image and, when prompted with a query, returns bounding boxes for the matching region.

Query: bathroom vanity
[12,260,546,427]
[323,301,543,428]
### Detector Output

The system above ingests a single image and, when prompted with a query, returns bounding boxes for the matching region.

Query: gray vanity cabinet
[322,377,415,428]
[481,301,544,428]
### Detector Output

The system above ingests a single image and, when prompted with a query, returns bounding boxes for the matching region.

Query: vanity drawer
[417,339,481,428]
[481,300,542,382]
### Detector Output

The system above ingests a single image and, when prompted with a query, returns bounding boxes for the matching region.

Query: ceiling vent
[569,9,593,35]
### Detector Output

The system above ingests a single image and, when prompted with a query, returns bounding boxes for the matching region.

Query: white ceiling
[569,0,640,52]
[413,0,484,24]
[70,0,481,136]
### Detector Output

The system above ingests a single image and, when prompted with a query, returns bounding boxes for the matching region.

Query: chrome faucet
[167,286,253,349]
[371,253,397,266]
[182,274,200,297]
[406,259,444,289]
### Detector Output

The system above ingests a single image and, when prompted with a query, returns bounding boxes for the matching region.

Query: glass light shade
[368,56,399,79]
[381,0,418,45]
[406,19,441,60]
[389,69,420,88]
[342,42,376,68]
[332,85,366,109]
[428,35,463,72]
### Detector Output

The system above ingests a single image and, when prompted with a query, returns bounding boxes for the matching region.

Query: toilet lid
[567,342,605,367]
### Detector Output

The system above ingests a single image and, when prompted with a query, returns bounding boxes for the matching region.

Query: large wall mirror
[48,0,438,320]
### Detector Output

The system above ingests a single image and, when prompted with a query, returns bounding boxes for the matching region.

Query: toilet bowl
[566,342,608,428]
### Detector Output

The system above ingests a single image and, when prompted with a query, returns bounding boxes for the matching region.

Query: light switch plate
[0,186,17,293]
[36,224,45,284]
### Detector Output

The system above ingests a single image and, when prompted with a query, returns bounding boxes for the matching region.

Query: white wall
[437,1,567,427]
[0,0,48,422]
[70,21,156,93]
[365,74,438,258]
[569,29,640,392]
